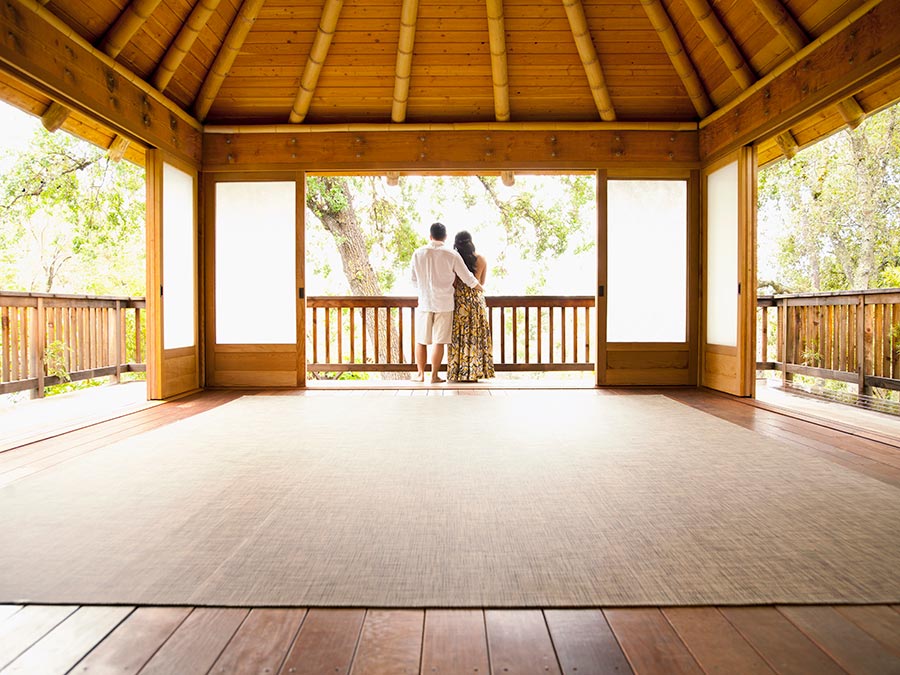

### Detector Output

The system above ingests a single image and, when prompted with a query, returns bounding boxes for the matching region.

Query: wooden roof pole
[194,0,266,122]
[562,0,615,121]
[751,0,867,137]
[681,0,754,90]
[99,0,164,58]
[391,0,418,123]
[486,0,511,122]
[775,130,799,158]
[41,101,70,132]
[290,0,344,123]
[639,0,712,117]
[107,135,131,162]
[153,0,223,92]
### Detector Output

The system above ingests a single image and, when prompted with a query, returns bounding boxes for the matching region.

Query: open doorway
[303,173,598,387]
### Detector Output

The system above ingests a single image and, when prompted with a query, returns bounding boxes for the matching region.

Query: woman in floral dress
[448,231,495,382]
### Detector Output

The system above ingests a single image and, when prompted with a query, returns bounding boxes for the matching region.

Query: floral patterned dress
[448,278,495,381]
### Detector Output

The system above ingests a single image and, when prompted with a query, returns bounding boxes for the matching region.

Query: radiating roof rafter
[154,0,223,92]
[290,0,345,124]
[562,0,616,121]
[682,0,755,90]
[99,0,163,58]
[486,0,511,122]
[640,0,712,118]
[391,0,419,123]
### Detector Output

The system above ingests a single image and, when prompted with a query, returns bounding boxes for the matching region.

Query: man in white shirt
[410,222,482,382]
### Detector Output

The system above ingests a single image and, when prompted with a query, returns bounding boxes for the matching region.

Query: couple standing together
[410,222,495,383]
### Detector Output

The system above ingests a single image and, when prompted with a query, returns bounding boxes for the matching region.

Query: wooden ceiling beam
[682,0,754,90]
[700,0,900,162]
[99,0,164,59]
[562,0,615,121]
[153,0,223,92]
[486,0,511,122]
[0,0,201,163]
[289,0,344,124]
[194,0,266,122]
[40,101,70,132]
[640,0,712,118]
[390,0,418,123]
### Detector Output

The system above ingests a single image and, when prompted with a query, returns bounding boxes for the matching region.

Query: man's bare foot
[431,376,446,384]
[409,374,424,382]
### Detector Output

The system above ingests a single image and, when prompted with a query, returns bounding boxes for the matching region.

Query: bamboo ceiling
[8,0,900,164]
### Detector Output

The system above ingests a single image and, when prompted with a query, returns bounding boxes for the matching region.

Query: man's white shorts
[415,310,453,345]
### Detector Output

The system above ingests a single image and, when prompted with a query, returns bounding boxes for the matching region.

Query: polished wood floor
[1,387,899,674]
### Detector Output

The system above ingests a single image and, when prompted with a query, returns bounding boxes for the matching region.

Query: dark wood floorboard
[1,388,898,673]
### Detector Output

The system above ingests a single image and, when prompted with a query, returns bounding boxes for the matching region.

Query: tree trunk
[306,177,404,374]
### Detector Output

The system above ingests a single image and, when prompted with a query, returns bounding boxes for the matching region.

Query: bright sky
[0,99,41,152]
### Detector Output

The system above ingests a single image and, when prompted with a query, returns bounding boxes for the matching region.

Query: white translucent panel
[706,161,738,346]
[607,180,687,342]
[162,163,195,349]
[216,182,297,344]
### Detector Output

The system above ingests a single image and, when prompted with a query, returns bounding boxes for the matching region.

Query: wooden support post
[41,101,69,132]
[36,297,45,398]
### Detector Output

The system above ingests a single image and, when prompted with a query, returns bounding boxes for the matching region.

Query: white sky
[0,99,41,152]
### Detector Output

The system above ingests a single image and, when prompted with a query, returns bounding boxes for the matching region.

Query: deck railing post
[778,298,788,387]
[36,297,45,398]
[856,293,868,397]
[113,300,122,383]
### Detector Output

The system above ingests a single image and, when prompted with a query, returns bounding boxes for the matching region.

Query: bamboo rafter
[41,101,69,131]
[751,0,806,53]
[775,130,799,158]
[562,0,615,121]
[107,135,130,162]
[391,0,418,123]
[194,0,266,121]
[289,0,344,124]
[682,0,754,90]
[486,0,511,122]
[751,0,867,145]
[640,0,712,118]
[153,0,223,92]
[99,0,164,58]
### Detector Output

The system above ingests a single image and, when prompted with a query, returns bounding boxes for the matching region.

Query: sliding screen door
[146,151,199,400]
[205,174,305,387]
[701,149,756,396]
[598,173,694,385]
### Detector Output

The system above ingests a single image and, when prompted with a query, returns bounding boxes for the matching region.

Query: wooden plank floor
[1,387,899,674]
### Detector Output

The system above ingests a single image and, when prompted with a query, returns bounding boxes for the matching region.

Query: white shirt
[410,241,480,312]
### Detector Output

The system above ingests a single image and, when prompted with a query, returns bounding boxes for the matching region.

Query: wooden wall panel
[162,351,198,398]
[605,345,692,386]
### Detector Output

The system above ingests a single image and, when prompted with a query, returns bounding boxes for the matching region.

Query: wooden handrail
[757,288,900,394]
[0,291,146,396]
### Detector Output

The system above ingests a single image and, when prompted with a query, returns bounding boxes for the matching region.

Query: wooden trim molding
[0,0,201,163]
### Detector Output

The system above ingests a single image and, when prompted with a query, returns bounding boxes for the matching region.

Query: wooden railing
[757,289,900,394]
[0,291,146,397]
[306,295,596,373]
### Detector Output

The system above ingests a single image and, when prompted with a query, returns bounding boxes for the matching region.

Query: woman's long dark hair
[454,231,478,274]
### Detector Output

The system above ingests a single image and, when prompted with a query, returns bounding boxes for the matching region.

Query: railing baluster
[500,307,506,364]
[548,306,554,364]
[512,307,518,364]
[374,307,380,363]
[337,307,343,364]
[349,307,356,365]
[325,308,331,364]
[537,306,542,364]
[398,306,404,363]
[584,306,590,364]
[524,307,530,364]
[386,307,392,364]
[561,306,567,363]
[572,304,578,363]
[408,308,413,364]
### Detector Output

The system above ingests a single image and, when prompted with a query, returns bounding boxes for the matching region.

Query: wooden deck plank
[720,607,845,675]
[834,605,900,656]
[662,608,775,674]
[604,608,703,675]
[421,609,489,675]
[210,608,306,673]
[544,609,634,675]
[71,606,192,674]
[139,608,248,675]
[349,609,423,675]
[0,605,22,623]
[0,605,77,670]
[485,609,561,675]
[3,605,132,674]
[778,606,900,675]
[279,608,365,675]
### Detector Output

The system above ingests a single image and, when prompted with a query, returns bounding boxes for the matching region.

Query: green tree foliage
[758,104,900,292]
[0,127,145,294]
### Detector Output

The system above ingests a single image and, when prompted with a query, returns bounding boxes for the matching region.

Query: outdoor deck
[1,387,898,673]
